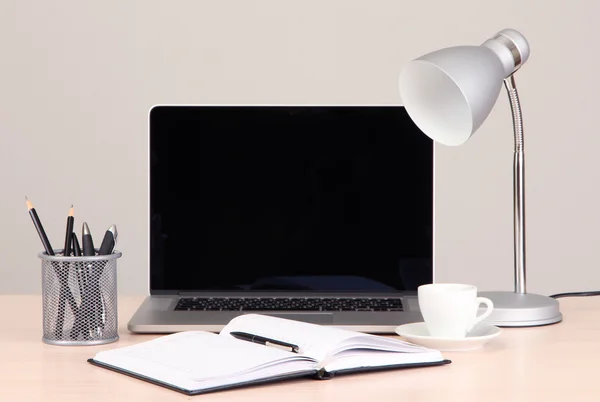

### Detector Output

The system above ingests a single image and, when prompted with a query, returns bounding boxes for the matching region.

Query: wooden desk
[1,295,598,401]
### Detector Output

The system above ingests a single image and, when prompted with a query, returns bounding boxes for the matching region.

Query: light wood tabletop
[1,295,599,401]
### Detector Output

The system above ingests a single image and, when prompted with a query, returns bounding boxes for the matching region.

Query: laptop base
[127,294,423,334]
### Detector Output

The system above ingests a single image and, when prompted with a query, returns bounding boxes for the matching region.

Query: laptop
[128,105,434,334]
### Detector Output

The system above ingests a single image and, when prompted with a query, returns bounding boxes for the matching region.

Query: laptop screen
[149,105,433,294]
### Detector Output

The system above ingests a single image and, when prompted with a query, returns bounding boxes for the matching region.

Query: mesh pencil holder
[39,249,122,346]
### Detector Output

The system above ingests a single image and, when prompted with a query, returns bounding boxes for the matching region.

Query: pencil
[25,197,78,339]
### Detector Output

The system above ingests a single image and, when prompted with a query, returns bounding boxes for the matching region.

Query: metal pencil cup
[39,249,122,346]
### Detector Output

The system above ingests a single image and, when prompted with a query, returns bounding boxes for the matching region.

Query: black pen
[82,222,101,335]
[70,232,88,340]
[57,205,74,338]
[72,232,84,304]
[25,197,54,256]
[82,222,95,256]
[63,205,74,256]
[98,224,118,255]
[72,232,82,256]
[95,224,117,333]
[230,331,300,353]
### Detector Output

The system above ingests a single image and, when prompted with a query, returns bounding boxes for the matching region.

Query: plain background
[1,0,598,296]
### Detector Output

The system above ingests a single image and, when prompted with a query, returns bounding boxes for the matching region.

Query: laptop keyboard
[174,297,403,312]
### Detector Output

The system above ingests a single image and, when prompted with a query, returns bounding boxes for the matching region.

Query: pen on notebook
[229,331,300,353]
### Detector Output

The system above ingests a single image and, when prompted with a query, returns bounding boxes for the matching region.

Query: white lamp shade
[399,45,507,146]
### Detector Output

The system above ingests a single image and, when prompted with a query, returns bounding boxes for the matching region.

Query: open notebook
[88,314,450,396]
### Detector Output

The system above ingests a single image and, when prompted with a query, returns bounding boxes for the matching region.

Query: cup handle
[466,297,494,332]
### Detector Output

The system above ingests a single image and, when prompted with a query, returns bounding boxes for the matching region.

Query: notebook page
[93,331,316,391]
[220,314,373,363]
[326,333,434,356]
[322,348,444,373]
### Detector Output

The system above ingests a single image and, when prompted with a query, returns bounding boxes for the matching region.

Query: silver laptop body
[128,105,434,334]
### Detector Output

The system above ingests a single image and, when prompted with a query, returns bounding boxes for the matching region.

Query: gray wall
[2,0,599,295]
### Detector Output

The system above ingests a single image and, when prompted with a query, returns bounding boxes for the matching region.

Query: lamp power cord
[549,291,600,299]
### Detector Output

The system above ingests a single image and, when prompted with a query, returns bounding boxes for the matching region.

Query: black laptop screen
[149,106,433,294]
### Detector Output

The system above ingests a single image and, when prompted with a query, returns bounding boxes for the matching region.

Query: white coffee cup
[418,283,494,338]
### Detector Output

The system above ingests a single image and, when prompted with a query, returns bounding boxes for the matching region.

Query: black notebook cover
[87,358,318,396]
[87,358,451,396]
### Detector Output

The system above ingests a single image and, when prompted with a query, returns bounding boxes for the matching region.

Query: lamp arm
[504,74,526,294]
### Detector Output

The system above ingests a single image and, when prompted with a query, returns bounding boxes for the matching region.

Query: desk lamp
[398,29,562,327]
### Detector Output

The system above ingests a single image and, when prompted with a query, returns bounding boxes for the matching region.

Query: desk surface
[1,295,598,401]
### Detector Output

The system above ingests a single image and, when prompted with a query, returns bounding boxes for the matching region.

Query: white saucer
[395,322,501,352]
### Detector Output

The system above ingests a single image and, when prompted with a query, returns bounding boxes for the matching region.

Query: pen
[72,232,82,256]
[81,222,101,336]
[230,331,300,353]
[25,197,54,256]
[56,205,75,337]
[72,231,84,311]
[63,205,74,257]
[70,232,89,340]
[98,224,118,255]
[82,222,95,256]
[95,224,117,332]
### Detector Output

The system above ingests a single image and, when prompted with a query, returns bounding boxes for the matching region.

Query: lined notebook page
[94,331,315,390]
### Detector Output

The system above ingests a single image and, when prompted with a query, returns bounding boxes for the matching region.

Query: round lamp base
[477,291,563,327]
